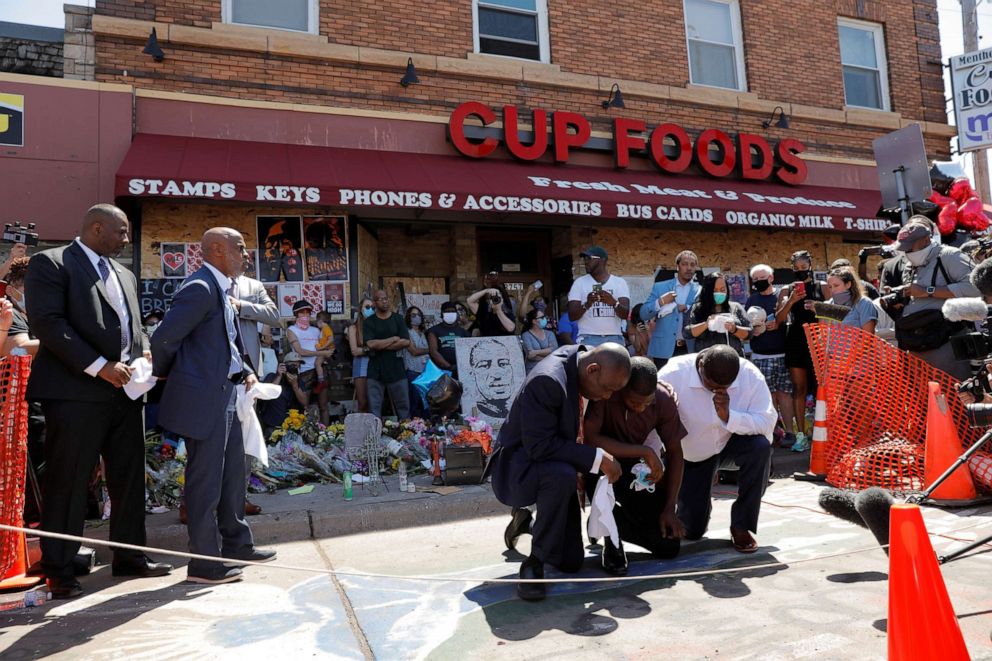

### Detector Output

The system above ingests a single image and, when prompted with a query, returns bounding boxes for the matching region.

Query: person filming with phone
[468,271,516,336]
[567,246,630,347]
[257,352,309,439]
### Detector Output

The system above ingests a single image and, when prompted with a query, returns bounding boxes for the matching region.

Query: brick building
[2,1,955,324]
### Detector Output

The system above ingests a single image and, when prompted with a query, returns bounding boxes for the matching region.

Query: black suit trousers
[40,394,145,578]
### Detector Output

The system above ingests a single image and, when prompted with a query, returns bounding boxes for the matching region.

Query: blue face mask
[713,292,728,305]
[362,306,375,319]
[538,318,548,329]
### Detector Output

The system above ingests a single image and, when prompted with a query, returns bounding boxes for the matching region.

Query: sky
[1,0,992,186]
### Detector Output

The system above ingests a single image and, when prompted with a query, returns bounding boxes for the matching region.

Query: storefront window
[683,0,746,91]
[224,0,317,34]
[474,0,550,63]
[838,18,889,111]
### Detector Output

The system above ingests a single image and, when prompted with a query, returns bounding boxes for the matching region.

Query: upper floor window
[473,0,550,63]
[683,0,746,91]
[223,0,318,34]
[838,18,890,110]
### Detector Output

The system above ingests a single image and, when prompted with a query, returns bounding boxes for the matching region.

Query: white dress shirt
[657,354,776,462]
[203,262,244,377]
[79,238,132,377]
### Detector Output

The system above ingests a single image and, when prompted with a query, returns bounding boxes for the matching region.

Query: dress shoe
[517,556,546,601]
[504,507,533,551]
[186,566,243,585]
[223,547,277,564]
[47,576,83,599]
[245,501,262,516]
[112,555,174,578]
[601,537,628,576]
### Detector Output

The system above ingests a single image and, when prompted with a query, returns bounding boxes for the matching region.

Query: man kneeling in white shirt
[658,345,776,553]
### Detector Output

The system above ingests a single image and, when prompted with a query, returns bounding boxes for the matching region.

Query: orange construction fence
[0,356,33,579]
[803,323,985,494]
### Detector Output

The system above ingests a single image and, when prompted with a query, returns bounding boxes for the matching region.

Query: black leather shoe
[504,507,533,551]
[517,556,546,602]
[186,566,243,585]
[112,555,174,578]
[223,547,277,564]
[47,576,83,599]
[602,538,628,576]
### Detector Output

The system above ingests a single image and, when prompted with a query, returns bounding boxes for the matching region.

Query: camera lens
[966,403,992,428]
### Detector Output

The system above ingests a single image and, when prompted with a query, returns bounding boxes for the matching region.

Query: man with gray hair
[745,263,795,447]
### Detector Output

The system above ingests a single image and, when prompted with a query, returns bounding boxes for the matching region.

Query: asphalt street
[1,479,991,660]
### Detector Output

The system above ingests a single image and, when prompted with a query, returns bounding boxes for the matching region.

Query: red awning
[116,134,886,233]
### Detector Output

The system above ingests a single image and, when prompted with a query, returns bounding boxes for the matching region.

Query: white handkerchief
[124,357,157,400]
[237,382,283,466]
[587,475,619,547]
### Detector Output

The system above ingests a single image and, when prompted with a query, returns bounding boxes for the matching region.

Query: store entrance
[477,228,552,313]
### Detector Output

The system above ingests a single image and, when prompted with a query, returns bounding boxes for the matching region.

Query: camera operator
[890,218,979,380]
[467,271,516,336]
[257,352,309,439]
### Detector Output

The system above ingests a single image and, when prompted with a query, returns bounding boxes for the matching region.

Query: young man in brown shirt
[583,356,687,575]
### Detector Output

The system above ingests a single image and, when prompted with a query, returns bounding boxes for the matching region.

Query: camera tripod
[905,425,992,564]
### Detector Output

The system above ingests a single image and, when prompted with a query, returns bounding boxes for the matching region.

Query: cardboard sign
[404,293,450,328]
[454,336,526,431]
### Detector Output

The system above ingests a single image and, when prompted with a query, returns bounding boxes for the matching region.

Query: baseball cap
[292,299,314,315]
[580,245,608,260]
[283,351,304,364]
[440,301,458,312]
[894,222,932,252]
[882,224,902,241]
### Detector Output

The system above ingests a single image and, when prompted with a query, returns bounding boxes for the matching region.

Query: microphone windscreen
[942,297,990,322]
[818,488,866,527]
[854,487,894,555]
[972,257,992,297]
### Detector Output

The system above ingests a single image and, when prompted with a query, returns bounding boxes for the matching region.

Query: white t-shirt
[568,273,630,338]
[290,324,321,372]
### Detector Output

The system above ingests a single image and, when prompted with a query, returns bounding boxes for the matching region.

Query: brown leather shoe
[245,501,262,516]
[178,502,187,525]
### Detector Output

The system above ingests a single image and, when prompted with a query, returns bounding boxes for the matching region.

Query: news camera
[2,221,39,246]
[943,297,992,426]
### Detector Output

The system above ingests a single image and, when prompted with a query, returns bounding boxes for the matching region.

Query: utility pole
[962,0,991,204]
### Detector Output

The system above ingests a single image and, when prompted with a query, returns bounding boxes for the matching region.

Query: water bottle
[23,588,49,607]
[343,471,353,501]
[398,461,408,491]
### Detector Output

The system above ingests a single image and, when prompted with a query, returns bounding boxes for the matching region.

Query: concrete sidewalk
[82,447,812,560]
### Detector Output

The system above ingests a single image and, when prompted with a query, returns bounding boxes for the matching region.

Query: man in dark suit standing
[152,227,275,585]
[26,204,173,599]
[490,342,630,601]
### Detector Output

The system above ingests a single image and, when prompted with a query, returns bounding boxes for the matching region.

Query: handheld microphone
[942,297,992,323]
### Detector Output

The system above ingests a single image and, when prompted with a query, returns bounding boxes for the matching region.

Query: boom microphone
[972,257,992,297]
[942,297,992,323]
[854,487,894,555]
[818,488,865,527]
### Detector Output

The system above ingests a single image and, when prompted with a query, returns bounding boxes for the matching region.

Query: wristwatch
[926,286,936,297]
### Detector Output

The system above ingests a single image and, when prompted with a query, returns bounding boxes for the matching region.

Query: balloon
[937,201,958,235]
[948,177,976,206]
[959,197,989,232]
[929,190,955,207]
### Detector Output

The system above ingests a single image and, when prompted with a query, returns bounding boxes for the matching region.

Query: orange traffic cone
[0,528,42,591]
[888,503,969,660]
[924,382,977,504]
[794,386,829,482]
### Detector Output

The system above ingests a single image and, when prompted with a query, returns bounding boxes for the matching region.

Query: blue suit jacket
[640,278,701,359]
[489,345,597,507]
[151,266,252,441]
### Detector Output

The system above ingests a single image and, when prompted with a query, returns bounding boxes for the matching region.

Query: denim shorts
[352,355,369,379]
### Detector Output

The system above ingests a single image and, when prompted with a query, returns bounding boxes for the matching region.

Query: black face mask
[752,279,770,293]
[793,270,811,281]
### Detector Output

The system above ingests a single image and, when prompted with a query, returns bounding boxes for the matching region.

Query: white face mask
[442,312,458,324]
[905,244,931,267]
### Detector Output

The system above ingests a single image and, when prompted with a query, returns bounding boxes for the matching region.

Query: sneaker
[781,432,796,449]
[790,432,810,452]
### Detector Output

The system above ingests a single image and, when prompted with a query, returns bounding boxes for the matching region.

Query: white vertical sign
[950,46,992,152]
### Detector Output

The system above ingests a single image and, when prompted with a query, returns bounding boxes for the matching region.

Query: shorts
[352,355,369,379]
[298,369,317,392]
[751,355,793,394]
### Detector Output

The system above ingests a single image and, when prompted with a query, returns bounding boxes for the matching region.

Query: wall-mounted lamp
[601,83,625,110]
[762,106,790,129]
[400,58,420,87]
[142,27,165,62]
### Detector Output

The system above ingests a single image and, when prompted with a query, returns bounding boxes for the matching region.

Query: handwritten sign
[139,279,181,316]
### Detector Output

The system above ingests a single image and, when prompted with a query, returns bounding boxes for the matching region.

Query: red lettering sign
[447,101,807,184]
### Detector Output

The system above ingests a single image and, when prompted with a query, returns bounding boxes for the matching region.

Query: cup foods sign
[951,46,992,152]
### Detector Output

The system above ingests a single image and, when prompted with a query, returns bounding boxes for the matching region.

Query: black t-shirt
[862,280,880,300]
[362,312,410,383]
[427,322,469,368]
[476,298,515,337]
[880,256,905,290]
[745,292,786,354]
